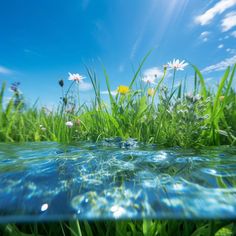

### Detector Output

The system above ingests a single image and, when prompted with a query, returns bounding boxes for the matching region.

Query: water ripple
[0,141,236,222]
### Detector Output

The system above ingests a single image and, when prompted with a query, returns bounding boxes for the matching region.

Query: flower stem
[171,69,176,94]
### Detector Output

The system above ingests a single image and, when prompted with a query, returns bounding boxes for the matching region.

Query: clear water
[0,140,236,223]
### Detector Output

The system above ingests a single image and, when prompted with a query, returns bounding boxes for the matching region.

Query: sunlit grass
[0,56,236,147]
[0,55,236,235]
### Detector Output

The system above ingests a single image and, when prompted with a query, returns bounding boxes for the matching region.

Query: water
[0,140,236,223]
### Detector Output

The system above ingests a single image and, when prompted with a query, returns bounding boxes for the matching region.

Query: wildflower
[117,85,129,95]
[39,125,46,131]
[68,72,85,83]
[147,88,155,97]
[142,75,156,84]
[219,96,225,102]
[65,121,73,128]
[167,59,188,71]
[58,79,64,87]
[186,93,193,101]
[10,82,20,93]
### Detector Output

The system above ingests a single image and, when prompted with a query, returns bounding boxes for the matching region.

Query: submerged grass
[0,55,236,235]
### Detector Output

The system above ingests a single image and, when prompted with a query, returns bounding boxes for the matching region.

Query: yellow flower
[147,88,155,97]
[219,96,225,102]
[117,85,129,95]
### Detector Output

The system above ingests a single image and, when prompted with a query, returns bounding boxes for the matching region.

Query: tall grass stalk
[0,61,235,146]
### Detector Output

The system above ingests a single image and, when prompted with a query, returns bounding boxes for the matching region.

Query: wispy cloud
[101,90,117,96]
[221,11,236,31]
[24,48,41,57]
[218,44,224,48]
[202,55,236,73]
[129,1,159,60]
[195,0,236,25]
[118,64,124,73]
[231,31,236,37]
[226,48,236,54]
[200,31,211,42]
[79,81,93,91]
[205,77,214,82]
[0,65,13,75]
[130,35,142,60]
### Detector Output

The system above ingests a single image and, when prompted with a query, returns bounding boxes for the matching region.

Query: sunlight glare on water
[0,141,236,223]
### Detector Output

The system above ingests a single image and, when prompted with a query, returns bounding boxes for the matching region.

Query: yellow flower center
[117,85,129,95]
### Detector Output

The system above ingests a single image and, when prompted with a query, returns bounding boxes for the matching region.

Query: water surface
[0,140,236,223]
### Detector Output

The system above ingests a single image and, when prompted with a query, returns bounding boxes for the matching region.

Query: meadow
[0,55,236,147]
[0,54,236,236]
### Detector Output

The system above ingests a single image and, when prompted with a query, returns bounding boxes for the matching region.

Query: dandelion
[65,121,73,128]
[68,73,85,83]
[147,88,155,97]
[117,85,129,95]
[167,59,188,71]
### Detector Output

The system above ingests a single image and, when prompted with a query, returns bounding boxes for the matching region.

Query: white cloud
[205,77,214,82]
[130,36,142,60]
[195,0,236,25]
[79,81,93,91]
[201,31,210,37]
[0,66,12,75]
[226,48,236,54]
[202,55,236,73]
[218,44,224,48]
[143,67,165,79]
[231,31,236,37]
[101,90,117,96]
[200,31,210,42]
[221,11,236,31]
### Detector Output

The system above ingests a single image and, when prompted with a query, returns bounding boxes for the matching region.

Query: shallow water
[0,140,236,223]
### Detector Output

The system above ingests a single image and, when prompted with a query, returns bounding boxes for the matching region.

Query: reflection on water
[0,141,236,223]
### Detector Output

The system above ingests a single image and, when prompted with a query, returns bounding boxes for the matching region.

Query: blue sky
[0,0,236,107]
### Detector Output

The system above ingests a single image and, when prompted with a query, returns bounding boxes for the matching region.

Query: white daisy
[167,59,188,71]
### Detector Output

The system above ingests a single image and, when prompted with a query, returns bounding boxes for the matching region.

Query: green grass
[0,60,235,147]
[1,220,236,236]
[0,57,236,235]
